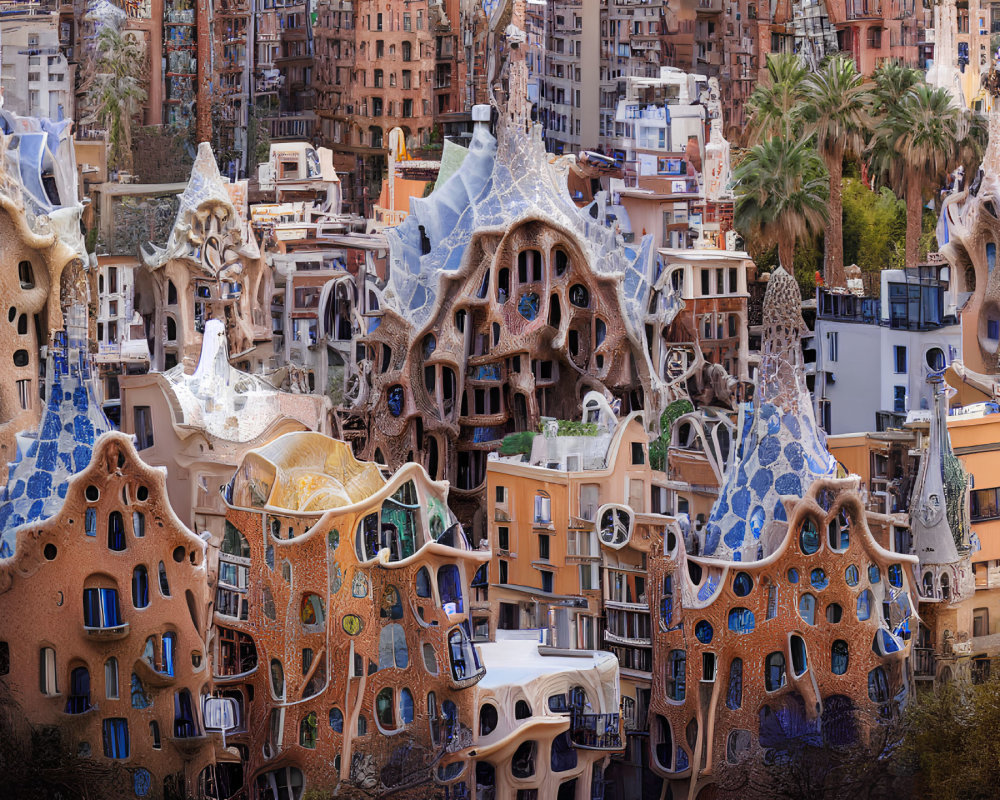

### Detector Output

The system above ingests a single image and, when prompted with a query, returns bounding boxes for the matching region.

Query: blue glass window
[399,688,414,725]
[787,568,799,583]
[831,640,849,675]
[790,635,808,676]
[798,593,816,625]
[726,659,743,710]
[661,575,674,627]
[888,564,903,588]
[66,666,90,714]
[845,564,859,586]
[437,565,463,613]
[733,571,753,597]
[800,518,820,554]
[132,566,149,609]
[810,568,828,591]
[107,511,125,551]
[387,385,404,417]
[85,507,96,537]
[83,587,121,628]
[728,607,755,634]
[695,620,713,644]
[330,707,343,732]
[130,673,150,709]
[868,565,881,584]
[868,666,889,703]
[551,731,578,772]
[765,652,786,692]
[102,718,129,759]
[668,650,686,701]
[857,589,872,621]
[416,567,432,598]
[517,292,540,320]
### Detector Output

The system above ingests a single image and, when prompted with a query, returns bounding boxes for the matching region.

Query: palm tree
[734,136,830,271]
[745,53,809,144]
[870,61,922,117]
[88,26,147,173]
[801,56,871,287]
[868,83,961,268]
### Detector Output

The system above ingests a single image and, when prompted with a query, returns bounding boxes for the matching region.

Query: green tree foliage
[734,136,830,270]
[903,675,1000,799]
[867,81,978,267]
[649,399,694,471]
[745,53,809,143]
[801,56,871,286]
[87,27,147,173]
[841,178,906,272]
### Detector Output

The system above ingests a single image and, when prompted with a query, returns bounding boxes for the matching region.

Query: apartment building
[0,5,73,121]
[313,0,471,216]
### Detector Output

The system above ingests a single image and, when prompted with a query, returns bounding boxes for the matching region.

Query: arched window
[399,688,414,725]
[300,712,318,748]
[511,740,536,779]
[83,580,122,629]
[831,640,849,675]
[765,652,786,692]
[800,518,820,554]
[660,574,674,628]
[437,565,463,613]
[300,594,325,630]
[857,589,873,621]
[270,659,284,699]
[726,658,743,709]
[132,566,149,608]
[66,666,90,714]
[376,687,396,729]
[105,657,119,699]
[654,715,672,771]
[379,624,408,669]
[447,625,482,681]
[479,703,498,736]
[667,649,686,701]
[330,707,343,732]
[867,666,889,703]
[790,635,808,676]
[798,593,816,625]
[158,562,170,596]
[108,511,125,551]
[423,642,437,675]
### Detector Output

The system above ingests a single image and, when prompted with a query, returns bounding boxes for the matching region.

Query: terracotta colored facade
[213,431,491,797]
[0,430,218,798]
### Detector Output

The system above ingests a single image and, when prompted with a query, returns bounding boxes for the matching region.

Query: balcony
[83,622,129,641]
[913,647,935,678]
[845,0,883,19]
[570,711,623,750]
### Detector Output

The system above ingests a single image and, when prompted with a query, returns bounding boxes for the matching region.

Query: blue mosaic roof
[703,268,836,561]
[0,311,113,559]
[382,115,657,343]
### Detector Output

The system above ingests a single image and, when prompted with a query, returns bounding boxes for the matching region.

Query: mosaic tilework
[704,267,836,561]
[0,304,113,558]
[383,114,657,345]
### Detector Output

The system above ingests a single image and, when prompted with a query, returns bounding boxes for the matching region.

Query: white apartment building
[0,8,73,121]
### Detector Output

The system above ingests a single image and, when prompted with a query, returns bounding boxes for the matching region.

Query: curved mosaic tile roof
[382,115,656,342]
[704,267,836,561]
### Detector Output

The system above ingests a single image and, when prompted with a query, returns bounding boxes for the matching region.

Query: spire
[908,374,967,566]
[702,268,836,561]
